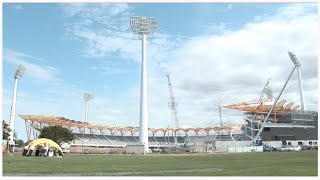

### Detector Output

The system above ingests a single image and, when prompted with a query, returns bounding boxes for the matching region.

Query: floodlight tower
[8,65,25,149]
[218,105,223,128]
[288,51,306,111]
[130,16,158,153]
[84,93,94,134]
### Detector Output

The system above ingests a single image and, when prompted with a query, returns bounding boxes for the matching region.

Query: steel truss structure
[222,99,316,141]
[20,114,243,141]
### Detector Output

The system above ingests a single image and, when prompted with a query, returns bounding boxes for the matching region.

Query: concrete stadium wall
[215,141,252,152]
[69,146,125,154]
[126,145,144,154]
[227,146,263,153]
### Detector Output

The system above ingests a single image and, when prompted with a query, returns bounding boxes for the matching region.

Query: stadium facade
[19,99,318,153]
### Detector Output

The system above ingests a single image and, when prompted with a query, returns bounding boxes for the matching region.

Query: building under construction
[18,101,318,153]
[222,99,318,144]
[17,52,317,153]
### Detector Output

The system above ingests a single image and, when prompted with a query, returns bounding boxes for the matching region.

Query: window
[282,141,287,145]
[298,141,303,145]
[288,142,292,145]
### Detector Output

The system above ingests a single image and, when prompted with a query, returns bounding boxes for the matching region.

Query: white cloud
[90,61,129,75]
[63,3,138,59]
[148,3,318,128]
[219,4,232,12]
[4,3,317,142]
[15,5,24,10]
[275,3,317,19]
[3,49,62,83]
[62,3,130,18]
[2,49,89,141]
[55,3,318,131]
[62,3,181,65]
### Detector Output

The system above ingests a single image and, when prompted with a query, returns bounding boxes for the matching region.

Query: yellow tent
[25,138,64,157]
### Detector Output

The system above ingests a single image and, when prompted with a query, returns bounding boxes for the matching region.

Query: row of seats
[72,133,239,146]
[72,133,180,146]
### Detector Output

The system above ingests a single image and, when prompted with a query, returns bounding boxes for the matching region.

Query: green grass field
[2,151,318,176]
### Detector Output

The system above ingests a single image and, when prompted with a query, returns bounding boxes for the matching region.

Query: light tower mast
[130,16,158,154]
[288,51,306,111]
[82,93,93,154]
[253,52,301,144]
[8,64,25,151]
[83,93,94,134]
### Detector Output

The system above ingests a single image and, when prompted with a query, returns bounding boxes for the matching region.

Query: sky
[2,3,318,141]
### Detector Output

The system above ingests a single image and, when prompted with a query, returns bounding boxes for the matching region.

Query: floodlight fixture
[130,16,158,36]
[84,93,94,102]
[14,64,25,79]
[288,51,301,67]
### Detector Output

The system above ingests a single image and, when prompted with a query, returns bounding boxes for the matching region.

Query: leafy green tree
[2,120,11,140]
[15,140,25,147]
[39,126,75,145]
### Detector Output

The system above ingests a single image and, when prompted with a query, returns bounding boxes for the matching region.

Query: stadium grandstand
[19,114,243,153]
[18,98,317,153]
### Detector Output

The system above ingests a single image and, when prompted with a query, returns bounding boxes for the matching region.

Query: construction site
[15,50,317,154]
[5,16,317,155]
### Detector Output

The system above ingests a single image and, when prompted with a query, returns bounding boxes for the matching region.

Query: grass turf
[2,151,318,176]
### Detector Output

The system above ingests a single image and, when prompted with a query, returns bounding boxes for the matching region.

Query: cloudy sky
[2,3,318,141]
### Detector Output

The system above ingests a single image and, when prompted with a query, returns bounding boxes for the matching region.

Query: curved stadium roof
[19,99,299,136]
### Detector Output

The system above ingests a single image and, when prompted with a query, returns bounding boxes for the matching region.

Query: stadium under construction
[6,15,317,154]
[19,99,317,154]
[15,49,318,154]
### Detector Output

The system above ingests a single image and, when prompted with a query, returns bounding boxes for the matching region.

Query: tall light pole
[82,93,93,154]
[288,51,306,111]
[84,93,94,134]
[8,65,25,151]
[130,16,158,154]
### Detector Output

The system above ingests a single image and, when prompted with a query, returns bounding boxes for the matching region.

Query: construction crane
[257,78,273,104]
[157,62,181,132]
[218,105,223,128]
[167,73,180,131]
[214,104,223,128]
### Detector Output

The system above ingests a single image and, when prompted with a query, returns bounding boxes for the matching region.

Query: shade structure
[25,138,64,156]
[222,99,300,114]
